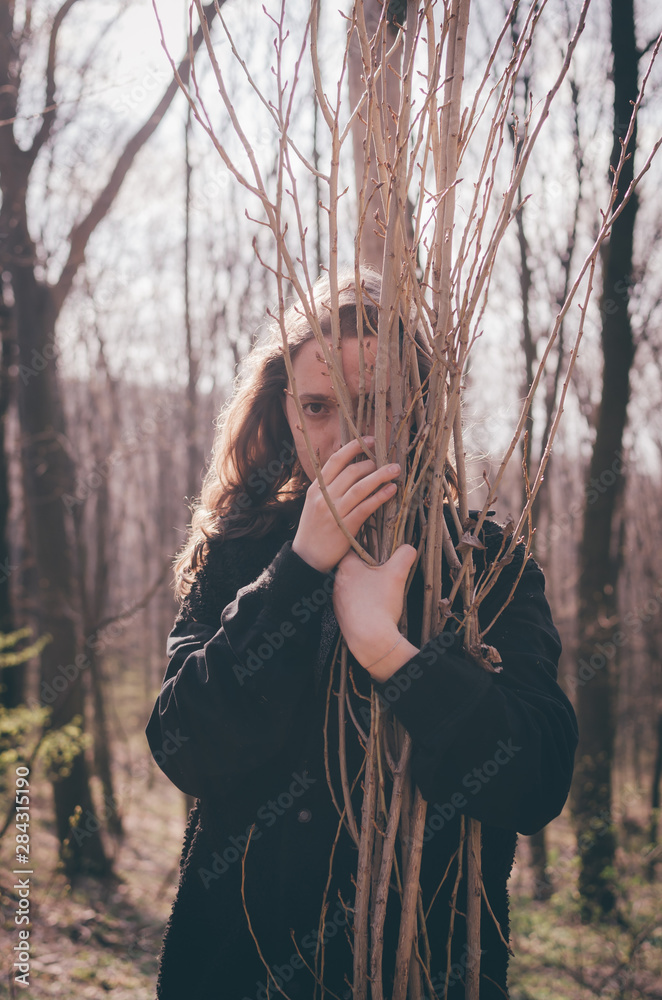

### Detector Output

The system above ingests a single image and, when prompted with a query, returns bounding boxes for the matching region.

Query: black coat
[146,510,578,1000]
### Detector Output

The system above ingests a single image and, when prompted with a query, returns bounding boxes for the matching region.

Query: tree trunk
[15,259,109,874]
[515,203,555,899]
[647,711,662,880]
[348,0,402,269]
[0,290,21,705]
[73,465,123,840]
[183,104,201,819]
[87,644,123,837]
[572,0,639,920]
[184,104,203,504]
[0,0,220,873]
[528,829,552,900]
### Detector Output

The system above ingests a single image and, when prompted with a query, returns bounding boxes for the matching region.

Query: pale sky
[16,0,662,480]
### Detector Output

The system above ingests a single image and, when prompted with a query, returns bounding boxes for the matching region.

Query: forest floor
[1,668,661,999]
[508,816,662,999]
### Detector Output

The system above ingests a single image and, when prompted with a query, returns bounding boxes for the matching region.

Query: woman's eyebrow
[299,392,372,404]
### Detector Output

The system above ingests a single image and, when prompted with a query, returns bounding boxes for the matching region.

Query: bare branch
[50,1,220,319]
[91,557,172,634]
[27,0,80,164]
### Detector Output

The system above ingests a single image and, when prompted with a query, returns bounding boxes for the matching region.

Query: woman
[146,268,578,999]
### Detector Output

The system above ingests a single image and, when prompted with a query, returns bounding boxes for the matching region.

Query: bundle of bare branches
[155,0,661,994]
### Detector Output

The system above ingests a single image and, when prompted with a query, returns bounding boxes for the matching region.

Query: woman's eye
[303,402,328,417]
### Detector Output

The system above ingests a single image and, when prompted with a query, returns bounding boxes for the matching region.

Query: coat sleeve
[145,539,333,799]
[375,553,578,835]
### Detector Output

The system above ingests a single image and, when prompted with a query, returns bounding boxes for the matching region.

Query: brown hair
[174,266,436,597]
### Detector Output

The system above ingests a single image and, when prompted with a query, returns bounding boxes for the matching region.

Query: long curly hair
[174,266,437,598]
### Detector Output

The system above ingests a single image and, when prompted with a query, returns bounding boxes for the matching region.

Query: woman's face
[283,335,386,482]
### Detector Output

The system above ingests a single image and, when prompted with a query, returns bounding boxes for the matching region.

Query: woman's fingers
[315,439,401,527]
[297,437,401,568]
[329,458,379,493]
[343,462,400,504]
[341,480,398,534]
[320,439,400,506]
[326,458,401,504]
[321,436,375,483]
[388,543,418,579]
[332,543,419,673]
[329,459,400,515]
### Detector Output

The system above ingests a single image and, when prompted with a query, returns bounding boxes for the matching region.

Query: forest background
[0,0,662,997]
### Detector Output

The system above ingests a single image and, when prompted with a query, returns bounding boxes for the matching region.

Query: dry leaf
[456,531,486,556]
[482,644,502,665]
[469,642,503,673]
[438,598,453,619]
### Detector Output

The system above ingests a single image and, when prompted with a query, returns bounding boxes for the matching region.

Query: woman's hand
[292,436,401,574]
[332,543,420,682]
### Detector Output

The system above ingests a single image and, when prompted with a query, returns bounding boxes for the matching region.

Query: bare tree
[0,0,219,873]
[506,12,586,901]
[0,281,18,706]
[572,0,653,920]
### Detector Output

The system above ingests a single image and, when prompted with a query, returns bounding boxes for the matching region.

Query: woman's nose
[356,402,376,438]
[331,425,342,455]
